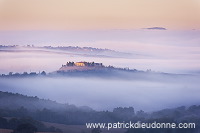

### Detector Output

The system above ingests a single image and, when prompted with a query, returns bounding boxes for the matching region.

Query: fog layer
[0,75,199,112]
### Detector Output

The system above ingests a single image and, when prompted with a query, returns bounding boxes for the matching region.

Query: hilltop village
[58,61,105,72]
[0,61,140,78]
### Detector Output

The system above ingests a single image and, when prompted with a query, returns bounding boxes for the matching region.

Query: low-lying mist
[0,74,199,112]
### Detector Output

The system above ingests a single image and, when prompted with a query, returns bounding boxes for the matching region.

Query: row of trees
[1,71,46,77]
[0,117,62,133]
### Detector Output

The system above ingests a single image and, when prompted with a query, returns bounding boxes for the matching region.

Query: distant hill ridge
[0,45,130,56]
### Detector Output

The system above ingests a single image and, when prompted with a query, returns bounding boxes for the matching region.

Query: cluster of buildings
[63,61,103,67]
[59,61,104,72]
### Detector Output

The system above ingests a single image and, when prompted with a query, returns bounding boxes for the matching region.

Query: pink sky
[0,0,200,30]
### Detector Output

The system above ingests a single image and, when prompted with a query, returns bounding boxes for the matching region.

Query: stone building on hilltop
[59,61,104,72]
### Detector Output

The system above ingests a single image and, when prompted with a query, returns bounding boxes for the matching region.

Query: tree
[0,117,8,128]
[9,72,13,76]
[12,123,37,133]
[41,71,46,76]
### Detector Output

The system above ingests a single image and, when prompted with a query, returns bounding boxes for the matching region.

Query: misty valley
[0,46,200,133]
[0,63,200,133]
[1,61,200,111]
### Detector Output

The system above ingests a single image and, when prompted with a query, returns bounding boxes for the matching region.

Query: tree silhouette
[12,123,37,133]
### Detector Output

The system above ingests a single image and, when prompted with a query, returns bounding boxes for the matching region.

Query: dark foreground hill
[0,91,200,133]
[0,91,92,112]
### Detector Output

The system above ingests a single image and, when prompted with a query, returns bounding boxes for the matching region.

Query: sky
[0,0,200,30]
